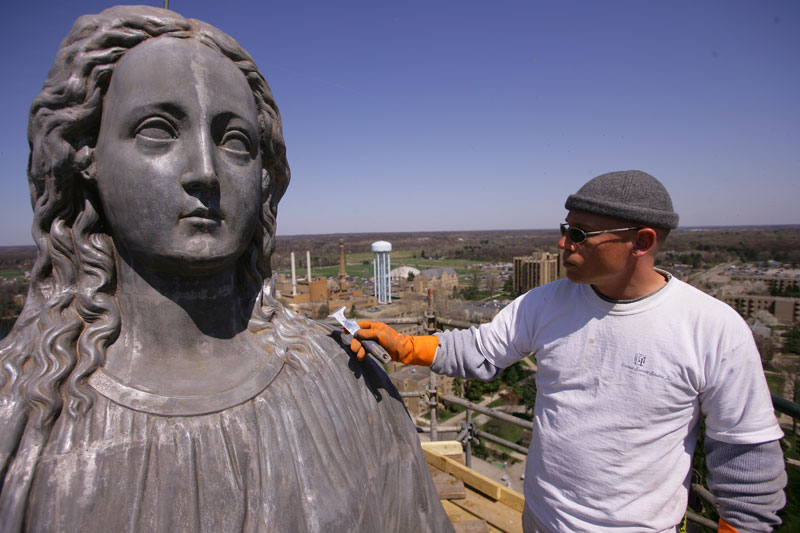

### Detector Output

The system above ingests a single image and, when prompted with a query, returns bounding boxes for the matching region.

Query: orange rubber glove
[350,321,438,366]
[717,519,738,533]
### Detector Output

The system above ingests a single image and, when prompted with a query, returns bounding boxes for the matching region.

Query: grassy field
[481,419,525,446]
[767,373,786,396]
[0,270,24,279]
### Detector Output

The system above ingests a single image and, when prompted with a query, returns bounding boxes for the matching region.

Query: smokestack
[339,239,347,291]
[306,250,312,282]
[290,251,297,296]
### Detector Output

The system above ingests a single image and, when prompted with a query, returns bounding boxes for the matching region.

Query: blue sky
[1,1,798,246]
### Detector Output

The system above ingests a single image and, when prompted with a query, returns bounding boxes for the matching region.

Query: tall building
[513,251,562,295]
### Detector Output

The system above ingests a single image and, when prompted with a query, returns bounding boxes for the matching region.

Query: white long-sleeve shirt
[432,275,785,532]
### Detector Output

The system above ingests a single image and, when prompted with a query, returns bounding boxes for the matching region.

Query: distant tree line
[269,227,800,273]
[661,228,800,266]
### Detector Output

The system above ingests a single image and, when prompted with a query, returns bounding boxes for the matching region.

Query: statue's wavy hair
[0,6,330,505]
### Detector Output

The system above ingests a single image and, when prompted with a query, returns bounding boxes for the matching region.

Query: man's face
[558,210,640,288]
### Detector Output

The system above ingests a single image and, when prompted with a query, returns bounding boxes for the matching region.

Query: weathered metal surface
[0,6,452,532]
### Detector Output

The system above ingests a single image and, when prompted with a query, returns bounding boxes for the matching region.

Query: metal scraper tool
[328,306,392,363]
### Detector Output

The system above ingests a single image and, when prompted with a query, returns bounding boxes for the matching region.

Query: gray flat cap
[565,170,679,229]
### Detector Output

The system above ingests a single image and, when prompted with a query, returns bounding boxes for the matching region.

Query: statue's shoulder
[267,315,405,412]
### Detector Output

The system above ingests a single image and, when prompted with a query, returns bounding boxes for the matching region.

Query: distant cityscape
[259,229,800,440]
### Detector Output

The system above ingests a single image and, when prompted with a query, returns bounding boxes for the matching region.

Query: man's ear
[632,228,657,257]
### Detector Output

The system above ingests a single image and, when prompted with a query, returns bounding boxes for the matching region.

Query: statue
[0,6,452,531]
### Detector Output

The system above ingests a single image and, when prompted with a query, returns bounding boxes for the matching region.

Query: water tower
[371,241,392,304]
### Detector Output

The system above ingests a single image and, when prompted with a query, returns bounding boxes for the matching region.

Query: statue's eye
[221,130,252,154]
[135,118,177,141]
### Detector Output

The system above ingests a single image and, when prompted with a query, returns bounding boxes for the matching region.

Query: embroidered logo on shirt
[621,353,672,382]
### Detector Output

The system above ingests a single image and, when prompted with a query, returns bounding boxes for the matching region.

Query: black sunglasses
[560,223,642,244]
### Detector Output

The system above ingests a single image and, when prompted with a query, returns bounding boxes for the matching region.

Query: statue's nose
[180,130,218,193]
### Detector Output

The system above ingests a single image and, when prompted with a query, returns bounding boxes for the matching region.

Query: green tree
[452,377,463,397]
[407,272,415,281]
[465,380,484,402]
[518,379,537,414]
[459,285,479,300]
[785,326,800,356]
[503,276,514,295]
[500,362,529,386]
[769,285,800,298]
[464,378,501,402]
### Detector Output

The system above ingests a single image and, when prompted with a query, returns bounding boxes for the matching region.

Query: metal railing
[773,393,800,420]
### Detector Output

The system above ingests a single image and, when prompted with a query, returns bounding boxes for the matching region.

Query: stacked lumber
[422,441,524,533]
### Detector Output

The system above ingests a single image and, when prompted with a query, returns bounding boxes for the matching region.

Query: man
[351,170,786,532]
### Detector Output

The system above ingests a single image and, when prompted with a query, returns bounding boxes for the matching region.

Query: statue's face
[95,37,262,277]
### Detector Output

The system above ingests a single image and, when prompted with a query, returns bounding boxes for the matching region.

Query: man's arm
[430,327,504,381]
[705,437,786,532]
[350,323,505,380]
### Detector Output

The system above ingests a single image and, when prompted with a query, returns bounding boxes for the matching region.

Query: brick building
[415,267,459,296]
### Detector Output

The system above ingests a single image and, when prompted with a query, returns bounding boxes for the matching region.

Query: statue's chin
[116,237,252,279]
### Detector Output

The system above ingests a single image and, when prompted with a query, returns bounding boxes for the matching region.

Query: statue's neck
[101,256,267,398]
[115,257,250,335]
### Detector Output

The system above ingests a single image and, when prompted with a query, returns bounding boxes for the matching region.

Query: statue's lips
[180,207,222,222]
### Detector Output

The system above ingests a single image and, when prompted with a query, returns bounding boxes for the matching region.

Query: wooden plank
[423,447,502,500]
[448,452,466,465]
[450,488,523,533]
[422,440,464,456]
[424,442,526,524]
[428,467,467,499]
[441,500,481,523]
[453,520,490,533]
[423,447,448,471]
[498,486,525,513]
[443,456,502,500]
[442,500,508,533]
